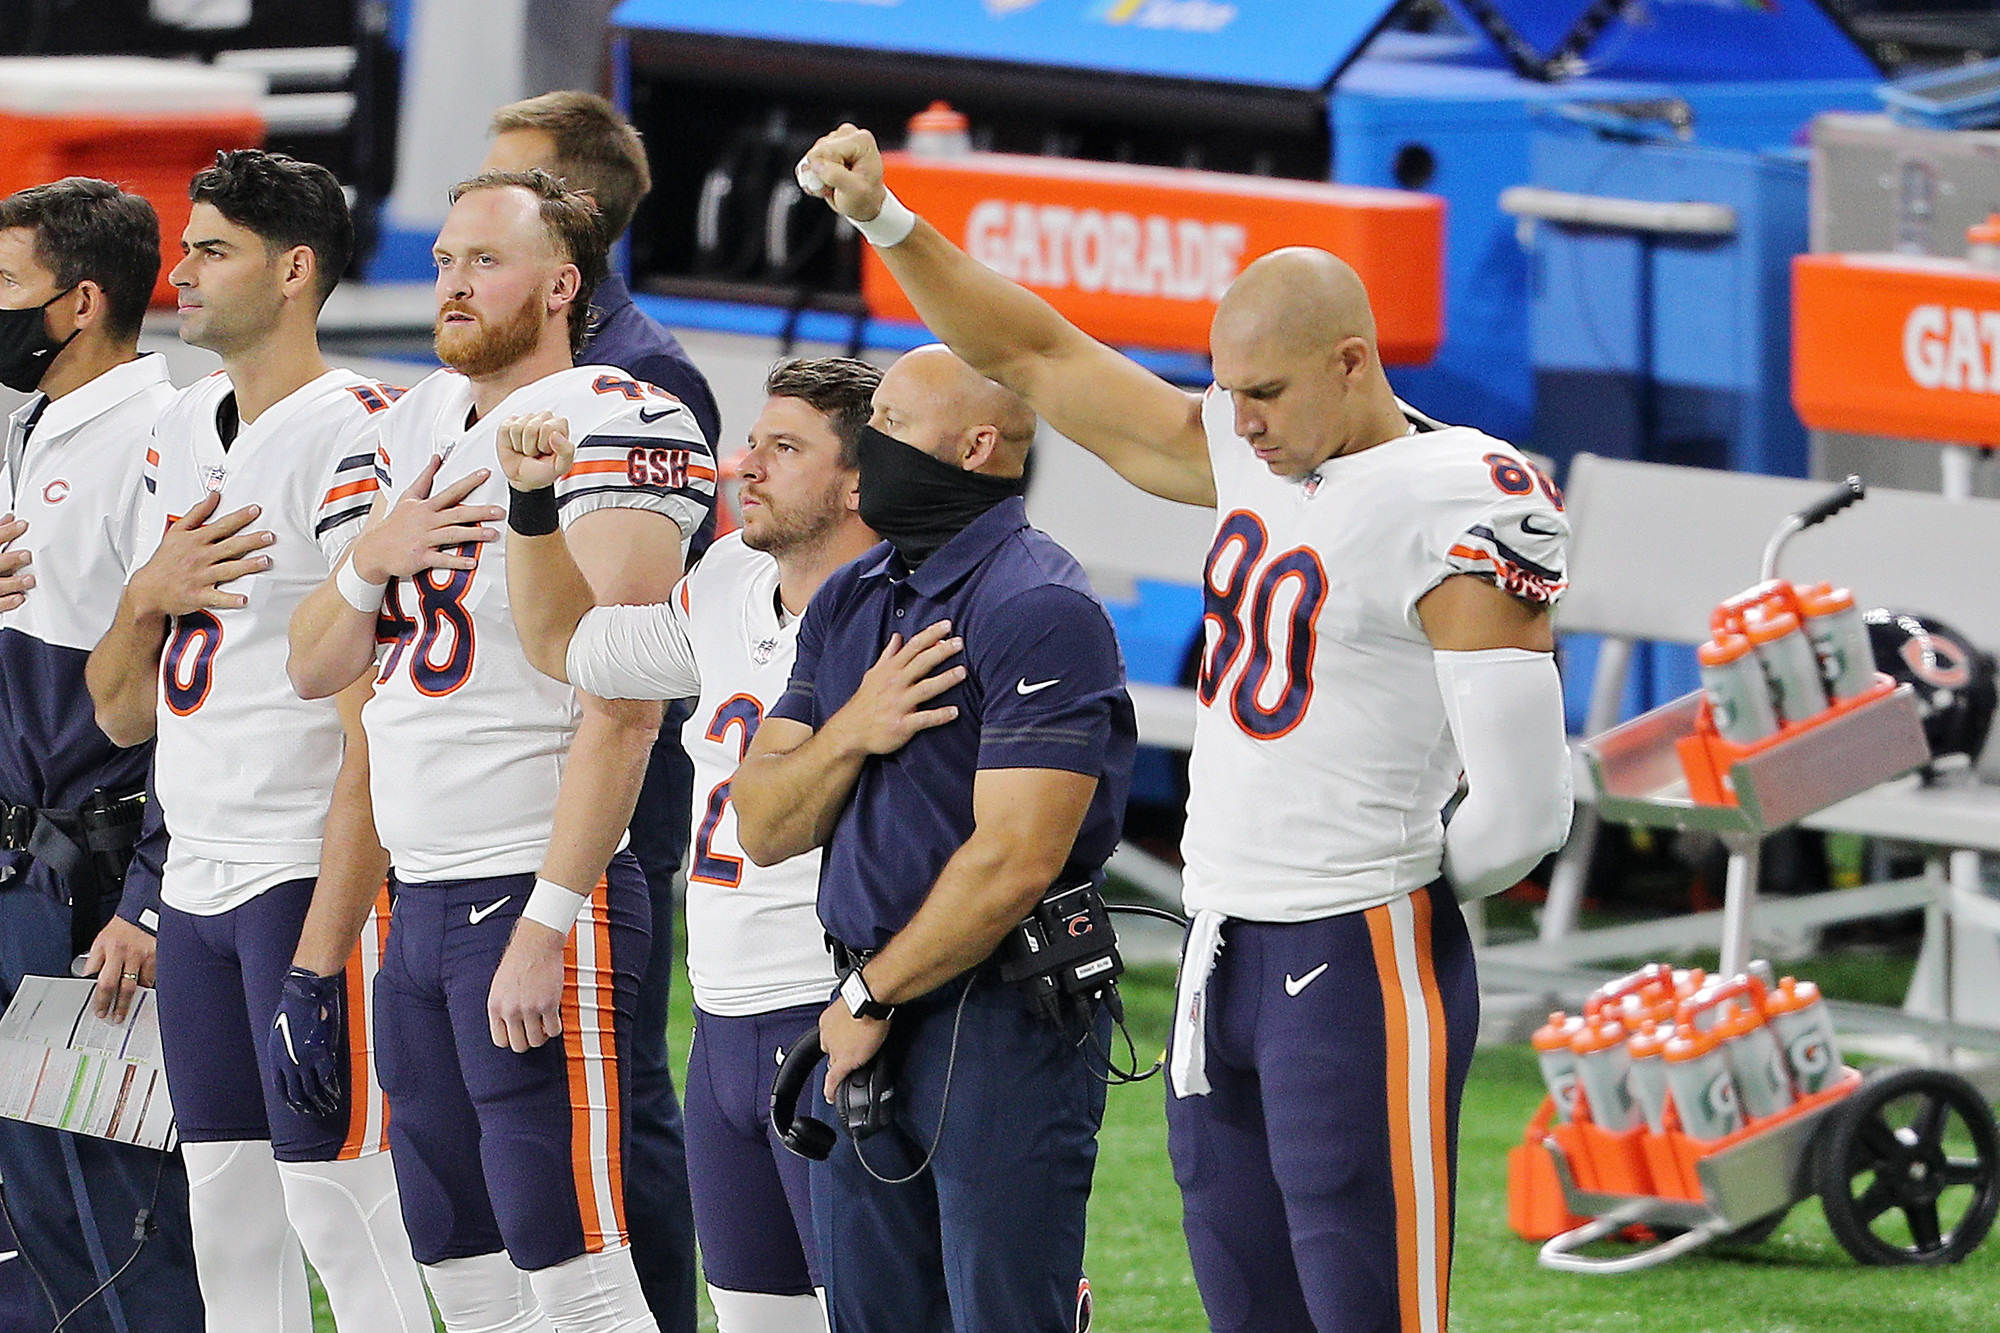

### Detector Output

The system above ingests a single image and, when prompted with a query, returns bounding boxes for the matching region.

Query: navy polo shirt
[771,496,1137,951]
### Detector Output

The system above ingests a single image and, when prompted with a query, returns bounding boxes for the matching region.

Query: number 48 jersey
[140,369,398,915]
[363,366,714,884]
[1179,389,1570,924]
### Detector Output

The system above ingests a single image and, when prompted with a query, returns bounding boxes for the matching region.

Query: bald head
[1213,247,1377,364]
[874,343,1038,478]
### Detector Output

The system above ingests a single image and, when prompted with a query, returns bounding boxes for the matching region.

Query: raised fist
[795,123,890,227]
[496,410,575,493]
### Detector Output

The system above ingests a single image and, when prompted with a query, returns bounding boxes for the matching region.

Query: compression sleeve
[1433,647,1573,900]
[563,588,700,702]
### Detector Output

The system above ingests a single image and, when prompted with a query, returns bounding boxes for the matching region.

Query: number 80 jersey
[1178,388,1569,923]
[363,366,714,883]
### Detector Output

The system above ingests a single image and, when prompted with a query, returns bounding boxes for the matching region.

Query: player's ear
[278,244,317,301]
[1333,335,1368,380]
[548,262,581,315]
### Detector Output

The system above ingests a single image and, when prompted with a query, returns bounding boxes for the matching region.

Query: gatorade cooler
[0,58,265,305]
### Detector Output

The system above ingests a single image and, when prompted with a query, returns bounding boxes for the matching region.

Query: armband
[508,485,559,537]
[851,190,917,249]
[522,878,588,935]
[335,558,386,613]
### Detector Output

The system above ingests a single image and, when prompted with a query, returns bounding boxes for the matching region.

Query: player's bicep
[1011,335,1213,507]
[1417,574,1555,652]
[564,506,684,606]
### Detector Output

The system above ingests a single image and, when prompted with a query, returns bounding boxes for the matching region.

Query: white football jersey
[566,534,834,1016]
[140,369,399,915]
[1179,389,1569,922]
[365,366,713,883]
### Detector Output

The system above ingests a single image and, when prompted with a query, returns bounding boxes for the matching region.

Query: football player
[286,168,713,1333]
[796,125,1574,1333]
[503,356,882,1333]
[85,151,431,1333]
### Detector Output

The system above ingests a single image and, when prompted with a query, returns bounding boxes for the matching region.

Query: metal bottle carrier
[1532,479,2000,1271]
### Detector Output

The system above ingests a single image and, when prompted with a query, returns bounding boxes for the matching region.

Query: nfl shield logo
[202,465,227,493]
[751,637,778,666]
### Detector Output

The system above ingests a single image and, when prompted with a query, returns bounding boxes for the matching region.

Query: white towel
[1168,909,1228,1098]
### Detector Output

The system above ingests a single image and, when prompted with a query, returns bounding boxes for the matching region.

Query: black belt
[0,790,147,896]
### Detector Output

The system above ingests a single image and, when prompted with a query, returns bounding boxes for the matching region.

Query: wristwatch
[839,967,894,1021]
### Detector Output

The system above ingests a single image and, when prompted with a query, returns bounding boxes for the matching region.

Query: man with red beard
[286,168,713,1333]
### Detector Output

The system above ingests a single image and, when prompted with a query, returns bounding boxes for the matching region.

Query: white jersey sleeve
[566,577,701,702]
[312,404,394,562]
[1420,442,1569,611]
[556,373,715,544]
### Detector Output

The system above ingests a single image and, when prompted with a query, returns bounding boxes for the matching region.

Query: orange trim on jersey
[322,478,380,506]
[1408,891,1454,1321]
[565,460,631,478]
[687,464,716,484]
[145,448,159,466]
[1366,904,1423,1333]
[1447,544,1492,565]
[561,875,626,1252]
[677,581,691,615]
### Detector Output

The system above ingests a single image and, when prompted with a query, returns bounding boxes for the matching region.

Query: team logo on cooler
[1097,0,1237,32]
[1903,304,2000,392]
[965,201,1247,303]
[41,479,68,504]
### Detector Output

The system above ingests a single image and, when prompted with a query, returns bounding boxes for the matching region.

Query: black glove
[269,966,345,1119]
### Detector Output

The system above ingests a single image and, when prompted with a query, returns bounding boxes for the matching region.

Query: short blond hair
[489,91,651,243]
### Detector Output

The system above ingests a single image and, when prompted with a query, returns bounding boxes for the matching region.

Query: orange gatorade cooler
[1662,1025,1745,1141]
[1765,977,1843,1095]
[0,58,265,305]
[1532,1012,1586,1122]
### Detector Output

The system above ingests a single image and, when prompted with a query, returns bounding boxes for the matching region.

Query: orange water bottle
[1626,1020,1673,1134]
[1765,977,1843,1094]
[1662,1026,1744,1141]
[1744,606,1829,724]
[1798,584,1876,702]
[1571,1019,1641,1132]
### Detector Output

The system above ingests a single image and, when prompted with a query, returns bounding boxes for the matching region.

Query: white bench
[1508,453,2000,1030]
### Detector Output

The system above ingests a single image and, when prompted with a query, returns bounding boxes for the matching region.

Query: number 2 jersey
[364,366,714,883]
[1179,389,1570,923]
[563,533,833,1017]
[140,369,398,915]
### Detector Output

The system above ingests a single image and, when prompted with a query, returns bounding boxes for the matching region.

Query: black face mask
[856,425,1025,569]
[0,289,78,394]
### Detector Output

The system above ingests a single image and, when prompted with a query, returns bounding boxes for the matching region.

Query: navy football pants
[374,855,648,1272]
[1167,883,1479,1333]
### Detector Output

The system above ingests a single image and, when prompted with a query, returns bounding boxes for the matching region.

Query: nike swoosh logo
[638,406,677,424]
[274,1012,297,1062]
[1284,963,1329,997]
[1016,677,1060,696]
[469,896,512,925]
[1519,513,1561,538]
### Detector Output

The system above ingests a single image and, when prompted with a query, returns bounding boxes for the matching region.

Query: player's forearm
[877,219,1084,391]
[505,530,595,684]
[731,724,868,866]
[861,826,1062,1005]
[1435,647,1574,899]
[86,587,169,747]
[294,680,390,975]
[537,696,664,895]
[287,574,380,700]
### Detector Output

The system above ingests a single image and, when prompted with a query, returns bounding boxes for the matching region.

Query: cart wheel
[1814,1067,2000,1266]
[1720,1208,1790,1248]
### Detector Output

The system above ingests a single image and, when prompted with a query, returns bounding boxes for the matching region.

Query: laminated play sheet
[0,976,175,1150]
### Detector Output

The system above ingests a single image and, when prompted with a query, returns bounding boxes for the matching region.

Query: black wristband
[508,485,559,536]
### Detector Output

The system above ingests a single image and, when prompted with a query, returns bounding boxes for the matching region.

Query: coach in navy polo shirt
[734,344,1135,1333]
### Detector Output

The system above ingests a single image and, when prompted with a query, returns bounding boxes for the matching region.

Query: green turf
[312,942,1998,1333]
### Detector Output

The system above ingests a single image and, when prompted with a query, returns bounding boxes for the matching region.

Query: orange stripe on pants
[1366,904,1422,1333]
[560,875,626,1252]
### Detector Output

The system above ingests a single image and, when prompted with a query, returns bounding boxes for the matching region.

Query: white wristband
[335,557,386,613]
[851,189,917,248]
[522,878,588,936]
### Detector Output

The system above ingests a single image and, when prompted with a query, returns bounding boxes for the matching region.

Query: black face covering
[0,289,77,394]
[856,425,1026,569]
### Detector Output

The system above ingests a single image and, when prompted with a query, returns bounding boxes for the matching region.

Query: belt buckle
[0,805,29,852]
